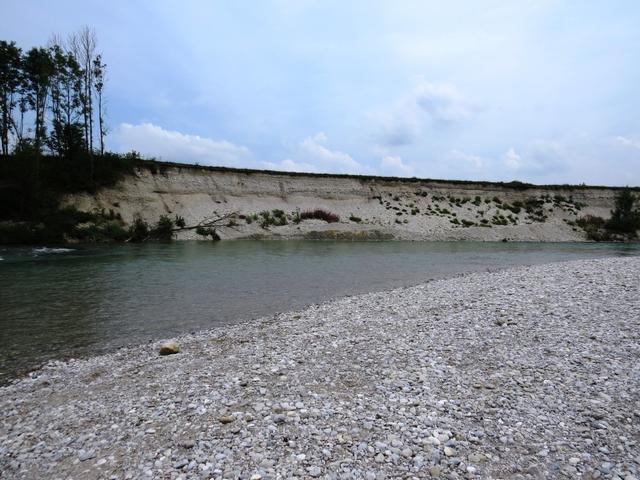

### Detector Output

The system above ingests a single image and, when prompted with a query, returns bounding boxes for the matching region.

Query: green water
[1,240,638,382]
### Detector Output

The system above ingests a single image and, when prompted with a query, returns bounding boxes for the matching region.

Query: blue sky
[4,0,640,185]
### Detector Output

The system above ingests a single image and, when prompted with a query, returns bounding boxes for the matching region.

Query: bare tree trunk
[98,90,104,155]
[69,26,97,181]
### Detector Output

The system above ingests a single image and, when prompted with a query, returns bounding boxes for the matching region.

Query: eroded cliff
[63,162,626,241]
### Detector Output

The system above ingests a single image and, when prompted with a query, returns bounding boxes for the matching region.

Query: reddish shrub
[299,209,340,223]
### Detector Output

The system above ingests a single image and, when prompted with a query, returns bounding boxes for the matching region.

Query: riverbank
[1,257,639,479]
[63,162,635,242]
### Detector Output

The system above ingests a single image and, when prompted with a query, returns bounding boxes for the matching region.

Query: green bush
[195,225,220,240]
[174,215,186,228]
[606,189,640,235]
[128,217,150,242]
[151,215,174,241]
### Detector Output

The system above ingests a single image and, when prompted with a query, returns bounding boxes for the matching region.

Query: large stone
[159,341,180,355]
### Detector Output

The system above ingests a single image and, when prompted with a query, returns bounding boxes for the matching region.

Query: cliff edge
[62,162,629,242]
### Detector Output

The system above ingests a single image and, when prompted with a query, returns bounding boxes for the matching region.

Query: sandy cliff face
[63,164,620,241]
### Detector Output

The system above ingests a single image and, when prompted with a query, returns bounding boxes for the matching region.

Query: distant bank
[62,160,637,242]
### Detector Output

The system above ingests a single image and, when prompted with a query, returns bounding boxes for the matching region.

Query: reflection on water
[1,240,638,382]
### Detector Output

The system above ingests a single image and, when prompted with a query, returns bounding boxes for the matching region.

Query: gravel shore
[1,257,639,479]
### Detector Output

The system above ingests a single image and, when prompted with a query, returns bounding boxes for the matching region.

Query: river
[1,240,638,382]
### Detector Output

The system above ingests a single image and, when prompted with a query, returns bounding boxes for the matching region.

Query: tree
[68,26,96,153]
[48,44,84,157]
[0,41,22,155]
[607,189,640,235]
[92,54,106,155]
[23,47,54,153]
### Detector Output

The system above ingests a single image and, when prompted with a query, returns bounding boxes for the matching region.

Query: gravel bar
[1,257,639,480]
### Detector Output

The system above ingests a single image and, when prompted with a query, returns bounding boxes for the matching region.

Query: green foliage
[174,215,186,228]
[258,210,287,227]
[576,215,608,241]
[271,209,288,225]
[151,215,174,241]
[491,214,508,226]
[606,189,640,235]
[195,225,220,240]
[349,215,362,223]
[72,220,128,242]
[502,203,521,214]
[0,221,45,244]
[127,217,149,242]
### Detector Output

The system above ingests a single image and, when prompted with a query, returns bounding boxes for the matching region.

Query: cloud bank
[111,123,250,166]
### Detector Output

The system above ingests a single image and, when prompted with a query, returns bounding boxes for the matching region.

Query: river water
[1,240,638,382]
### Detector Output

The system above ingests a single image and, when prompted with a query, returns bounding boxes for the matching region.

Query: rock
[173,459,188,469]
[468,453,486,463]
[78,450,96,462]
[2,258,640,480]
[272,414,286,424]
[429,465,442,477]
[159,341,180,355]
[307,466,322,477]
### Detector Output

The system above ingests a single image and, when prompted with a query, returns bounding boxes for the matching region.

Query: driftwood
[172,212,238,232]
[124,212,239,242]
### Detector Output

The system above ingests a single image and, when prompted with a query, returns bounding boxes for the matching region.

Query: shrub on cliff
[606,189,640,236]
[128,217,150,242]
[300,209,340,223]
[151,215,175,241]
[195,225,220,240]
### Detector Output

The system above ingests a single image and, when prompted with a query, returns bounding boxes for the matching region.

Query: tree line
[0,27,141,223]
[0,27,107,177]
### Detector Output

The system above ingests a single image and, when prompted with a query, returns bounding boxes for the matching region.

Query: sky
[3,0,640,185]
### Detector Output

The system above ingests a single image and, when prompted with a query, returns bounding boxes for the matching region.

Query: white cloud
[448,149,484,168]
[111,123,250,166]
[261,158,319,173]
[503,148,523,169]
[502,141,570,176]
[261,133,369,175]
[370,79,474,147]
[380,155,414,176]
[615,135,640,149]
[300,132,362,170]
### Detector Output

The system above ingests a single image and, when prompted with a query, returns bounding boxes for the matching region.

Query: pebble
[1,258,639,480]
